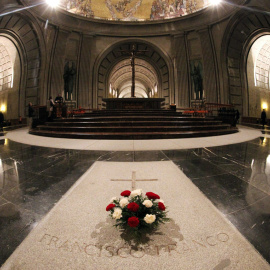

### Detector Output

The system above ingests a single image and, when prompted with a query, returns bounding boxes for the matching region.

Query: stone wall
[1,0,269,115]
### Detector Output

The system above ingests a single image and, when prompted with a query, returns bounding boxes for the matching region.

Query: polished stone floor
[0,137,270,266]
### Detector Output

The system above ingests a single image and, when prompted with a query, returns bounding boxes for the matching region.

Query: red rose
[121,190,131,197]
[106,203,115,211]
[128,216,139,227]
[158,202,166,211]
[127,202,139,212]
[146,192,160,200]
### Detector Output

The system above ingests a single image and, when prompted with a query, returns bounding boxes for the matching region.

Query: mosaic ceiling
[59,0,211,21]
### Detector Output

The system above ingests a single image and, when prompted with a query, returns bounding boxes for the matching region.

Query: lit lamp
[262,103,268,110]
[0,104,6,112]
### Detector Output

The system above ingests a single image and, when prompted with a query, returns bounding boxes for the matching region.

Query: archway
[95,41,171,108]
[0,12,44,118]
[222,10,270,116]
[109,58,158,98]
[247,35,270,117]
[0,36,21,121]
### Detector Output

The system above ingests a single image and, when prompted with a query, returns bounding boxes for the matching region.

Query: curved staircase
[29,110,238,140]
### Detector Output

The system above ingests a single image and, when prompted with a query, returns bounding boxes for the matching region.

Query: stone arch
[94,40,173,108]
[0,43,13,92]
[222,9,270,116]
[0,12,44,117]
[109,58,158,98]
[0,37,21,120]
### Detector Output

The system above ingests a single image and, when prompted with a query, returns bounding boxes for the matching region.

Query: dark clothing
[0,112,4,131]
[0,112,4,124]
[261,110,267,127]
[233,110,240,127]
[28,104,34,118]
[55,96,63,103]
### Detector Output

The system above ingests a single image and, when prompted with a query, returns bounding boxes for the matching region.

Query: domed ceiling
[59,0,211,21]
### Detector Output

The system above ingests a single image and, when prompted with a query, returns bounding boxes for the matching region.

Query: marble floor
[1,127,270,267]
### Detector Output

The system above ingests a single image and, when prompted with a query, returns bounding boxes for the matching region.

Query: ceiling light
[209,0,222,5]
[46,0,60,8]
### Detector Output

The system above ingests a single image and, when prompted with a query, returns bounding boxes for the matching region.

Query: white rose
[110,197,117,203]
[143,200,153,208]
[120,198,129,208]
[130,189,142,198]
[112,208,122,220]
[156,199,164,203]
[144,214,156,224]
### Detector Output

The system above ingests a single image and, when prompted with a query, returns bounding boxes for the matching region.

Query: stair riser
[55,117,213,122]
[37,126,230,132]
[30,129,238,140]
[46,121,223,127]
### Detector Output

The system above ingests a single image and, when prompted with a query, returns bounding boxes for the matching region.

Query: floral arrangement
[106,189,169,237]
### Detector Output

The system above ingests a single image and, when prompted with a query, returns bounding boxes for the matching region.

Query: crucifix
[111,171,158,190]
[118,45,148,98]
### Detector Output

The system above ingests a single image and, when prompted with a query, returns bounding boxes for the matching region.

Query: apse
[108,58,158,98]
[96,42,170,108]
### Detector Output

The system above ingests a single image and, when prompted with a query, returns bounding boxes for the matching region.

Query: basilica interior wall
[1,0,270,119]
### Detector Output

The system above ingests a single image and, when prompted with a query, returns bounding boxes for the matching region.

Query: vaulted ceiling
[109,59,158,98]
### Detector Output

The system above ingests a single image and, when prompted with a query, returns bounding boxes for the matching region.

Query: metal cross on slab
[111,171,158,190]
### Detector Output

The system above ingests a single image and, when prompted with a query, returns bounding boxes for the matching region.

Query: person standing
[47,96,55,121]
[0,111,4,131]
[28,102,34,128]
[261,109,267,129]
[55,94,63,117]
[233,109,240,127]
[55,93,63,103]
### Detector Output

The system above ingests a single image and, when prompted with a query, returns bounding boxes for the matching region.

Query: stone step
[54,116,213,122]
[45,120,223,127]
[37,124,231,133]
[30,128,238,140]
[31,109,237,139]
[79,111,185,117]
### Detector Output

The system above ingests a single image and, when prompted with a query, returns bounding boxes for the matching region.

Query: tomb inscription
[39,232,230,259]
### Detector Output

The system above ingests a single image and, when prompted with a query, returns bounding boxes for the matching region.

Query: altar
[102,98,165,110]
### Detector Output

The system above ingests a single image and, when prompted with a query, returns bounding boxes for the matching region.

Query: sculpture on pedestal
[63,61,76,100]
[190,60,203,100]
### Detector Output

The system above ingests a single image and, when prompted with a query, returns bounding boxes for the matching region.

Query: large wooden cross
[118,45,148,98]
[111,171,158,190]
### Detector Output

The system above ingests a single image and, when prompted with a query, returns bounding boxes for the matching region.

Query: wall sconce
[262,103,268,110]
[0,104,6,112]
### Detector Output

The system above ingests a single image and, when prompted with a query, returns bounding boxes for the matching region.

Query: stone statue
[191,64,203,100]
[63,61,76,100]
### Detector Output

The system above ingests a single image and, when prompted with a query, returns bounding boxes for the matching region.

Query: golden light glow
[209,0,222,5]
[262,102,268,110]
[0,104,6,112]
[46,0,60,8]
